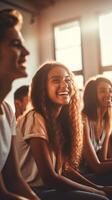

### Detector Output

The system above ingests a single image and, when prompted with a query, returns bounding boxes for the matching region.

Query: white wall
[0,1,39,111]
[38,0,112,81]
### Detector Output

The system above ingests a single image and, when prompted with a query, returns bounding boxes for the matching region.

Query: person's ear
[15,100,21,108]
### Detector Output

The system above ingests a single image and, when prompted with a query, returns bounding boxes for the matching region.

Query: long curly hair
[82,76,112,121]
[31,61,83,169]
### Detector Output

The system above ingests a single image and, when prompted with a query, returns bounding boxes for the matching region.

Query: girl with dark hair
[82,76,112,185]
[16,61,112,200]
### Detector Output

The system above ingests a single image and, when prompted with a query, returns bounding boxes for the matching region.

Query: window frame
[98,11,112,75]
[52,17,84,89]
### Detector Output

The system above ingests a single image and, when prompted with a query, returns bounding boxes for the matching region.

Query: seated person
[0,8,40,200]
[14,85,29,119]
[16,61,111,200]
[82,76,112,185]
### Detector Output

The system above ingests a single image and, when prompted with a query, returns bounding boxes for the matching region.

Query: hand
[102,185,112,194]
[3,192,31,200]
[104,107,112,137]
[95,184,112,195]
[94,189,106,196]
[86,185,106,196]
[7,194,40,200]
[15,197,29,200]
[31,196,40,200]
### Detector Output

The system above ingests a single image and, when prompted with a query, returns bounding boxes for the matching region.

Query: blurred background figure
[14,85,29,119]
[81,76,112,186]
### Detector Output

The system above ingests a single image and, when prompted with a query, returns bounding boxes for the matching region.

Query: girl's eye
[109,89,112,93]
[100,89,112,94]
[52,79,60,83]
[65,77,71,83]
[65,77,71,84]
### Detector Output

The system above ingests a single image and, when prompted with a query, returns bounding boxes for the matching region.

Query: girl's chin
[58,100,70,105]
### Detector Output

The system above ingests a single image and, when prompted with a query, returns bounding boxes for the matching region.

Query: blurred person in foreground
[0,8,40,200]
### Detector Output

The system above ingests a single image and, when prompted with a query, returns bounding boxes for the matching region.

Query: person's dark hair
[31,61,83,169]
[82,76,112,120]
[14,85,29,101]
[31,61,71,115]
[0,8,23,41]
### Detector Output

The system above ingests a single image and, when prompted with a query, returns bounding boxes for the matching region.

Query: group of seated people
[1,7,112,200]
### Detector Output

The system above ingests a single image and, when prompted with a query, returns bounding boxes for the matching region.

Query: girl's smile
[47,66,72,106]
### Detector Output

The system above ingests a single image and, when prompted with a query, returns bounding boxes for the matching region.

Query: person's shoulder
[3,101,13,112]
[29,110,46,126]
[2,101,14,117]
[17,108,45,124]
[2,101,15,125]
[34,111,45,121]
[28,110,46,128]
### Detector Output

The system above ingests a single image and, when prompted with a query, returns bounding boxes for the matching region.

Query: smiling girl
[82,76,112,185]
[16,61,111,200]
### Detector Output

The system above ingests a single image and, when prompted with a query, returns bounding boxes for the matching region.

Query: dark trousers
[31,186,110,200]
[85,172,112,186]
[85,172,112,200]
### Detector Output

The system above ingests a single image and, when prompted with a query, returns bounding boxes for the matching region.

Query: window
[99,12,112,75]
[103,71,112,82]
[53,20,84,89]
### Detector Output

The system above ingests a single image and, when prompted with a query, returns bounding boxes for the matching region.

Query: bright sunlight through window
[103,71,112,82]
[54,20,82,71]
[99,12,112,66]
[75,75,84,90]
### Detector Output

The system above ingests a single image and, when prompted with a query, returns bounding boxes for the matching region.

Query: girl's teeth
[59,92,68,95]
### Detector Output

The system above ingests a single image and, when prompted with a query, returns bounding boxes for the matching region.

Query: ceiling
[0,0,64,15]
[22,0,61,13]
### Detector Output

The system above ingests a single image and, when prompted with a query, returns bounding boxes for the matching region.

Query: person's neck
[0,77,12,105]
[50,106,62,119]
[97,106,107,119]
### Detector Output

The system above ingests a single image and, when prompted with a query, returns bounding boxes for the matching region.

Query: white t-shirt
[16,110,56,187]
[0,101,16,172]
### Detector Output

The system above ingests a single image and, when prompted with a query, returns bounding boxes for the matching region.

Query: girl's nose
[106,91,111,98]
[61,79,68,88]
